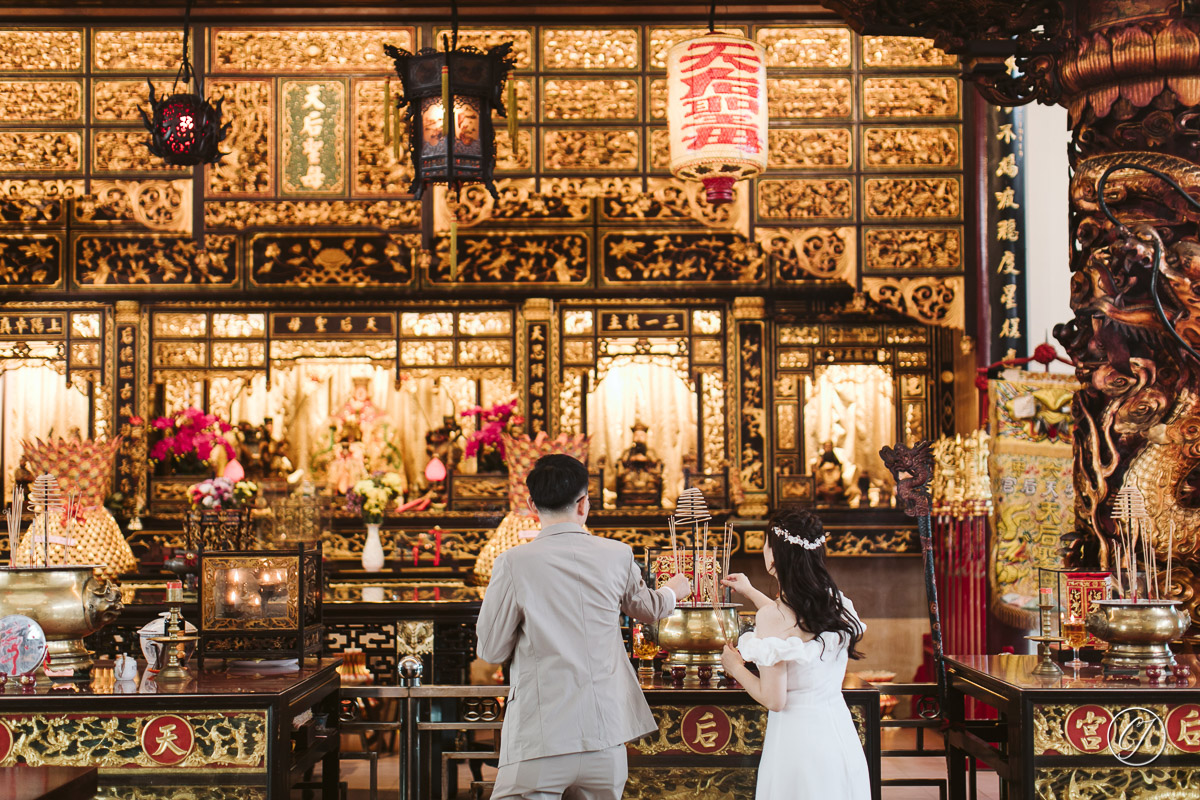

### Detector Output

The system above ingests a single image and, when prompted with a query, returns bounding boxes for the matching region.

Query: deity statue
[811,441,861,506]
[313,377,401,494]
[615,421,665,507]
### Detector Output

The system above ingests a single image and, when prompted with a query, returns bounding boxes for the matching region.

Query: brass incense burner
[1085,599,1190,670]
[0,566,122,678]
[656,603,740,672]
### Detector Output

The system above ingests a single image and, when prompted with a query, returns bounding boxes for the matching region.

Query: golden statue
[615,421,664,507]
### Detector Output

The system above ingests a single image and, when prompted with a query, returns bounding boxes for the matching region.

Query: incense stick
[63,490,79,567]
[1168,520,1176,603]
[6,487,23,568]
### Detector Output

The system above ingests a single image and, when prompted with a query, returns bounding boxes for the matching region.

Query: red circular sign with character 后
[680,705,732,755]
[140,714,195,766]
[1064,705,1112,754]
[1166,705,1200,753]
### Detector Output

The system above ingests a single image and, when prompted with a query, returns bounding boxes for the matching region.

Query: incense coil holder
[1085,599,1190,669]
[655,603,740,674]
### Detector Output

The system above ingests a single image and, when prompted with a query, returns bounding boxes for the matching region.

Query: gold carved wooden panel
[649,128,669,171]
[541,79,640,121]
[768,128,852,169]
[864,227,962,272]
[863,275,964,329]
[205,200,420,230]
[93,130,187,174]
[757,179,854,221]
[0,131,81,173]
[863,77,959,118]
[541,28,640,70]
[755,27,853,68]
[497,130,534,172]
[0,30,82,72]
[863,126,960,168]
[92,29,180,71]
[863,177,961,220]
[542,129,639,172]
[206,80,273,196]
[0,232,65,289]
[768,78,853,119]
[352,79,412,197]
[861,36,957,68]
[0,80,81,122]
[757,227,856,285]
[74,179,191,233]
[209,28,415,73]
[434,28,534,68]
[93,79,172,122]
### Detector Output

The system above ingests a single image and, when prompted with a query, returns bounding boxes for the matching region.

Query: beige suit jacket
[476,522,676,766]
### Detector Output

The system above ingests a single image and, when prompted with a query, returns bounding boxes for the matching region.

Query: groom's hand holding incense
[664,573,692,603]
[721,573,772,610]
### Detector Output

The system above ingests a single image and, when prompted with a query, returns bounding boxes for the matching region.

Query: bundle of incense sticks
[668,516,678,576]
[1111,486,1155,601]
[673,488,712,603]
[6,486,23,567]
[721,522,734,603]
[28,474,63,568]
[63,489,80,566]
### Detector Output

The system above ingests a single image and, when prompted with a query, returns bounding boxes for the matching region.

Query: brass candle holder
[153,588,197,684]
[1027,597,1064,677]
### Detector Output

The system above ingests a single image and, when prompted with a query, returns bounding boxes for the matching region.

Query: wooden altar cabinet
[0,659,342,800]
[945,654,1200,800]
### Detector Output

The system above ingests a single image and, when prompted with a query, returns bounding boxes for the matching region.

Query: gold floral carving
[541,176,643,198]
[601,178,744,232]
[429,231,590,286]
[503,78,533,120]
[0,30,81,72]
[93,30,180,71]
[650,128,669,171]
[459,340,512,366]
[757,179,853,220]
[649,78,667,119]
[0,233,63,287]
[756,227,855,284]
[250,232,416,287]
[863,275,964,329]
[0,132,81,173]
[756,27,852,68]
[777,403,797,450]
[865,228,962,271]
[864,177,961,219]
[542,79,639,121]
[93,79,172,122]
[210,29,414,73]
[1036,768,1200,800]
[75,234,237,286]
[560,369,583,434]
[206,200,420,230]
[564,339,594,364]
[0,179,82,224]
[543,129,638,171]
[441,180,589,227]
[541,28,640,70]
[862,36,957,68]
[93,786,266,800]
[864,126,959,168]
[434,28,533,69]
[0,81,80,122]
[864,77,959,118]
[353,79,412,196]
[601,231,764,285]
[207,80,272,196]
[648,27,746,69]
[694,338,722,364]
[94,129,188,174]
[75,180,192,233]
[779,325,820,345]
[768,128,852,169]
[624,767,757,799]
[0,711,266,768]
[768,78,852,118]
[496,130,534,172]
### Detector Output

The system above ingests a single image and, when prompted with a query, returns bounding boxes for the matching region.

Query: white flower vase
[362,523,385,572]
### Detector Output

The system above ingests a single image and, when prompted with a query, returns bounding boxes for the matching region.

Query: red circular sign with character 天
[680,705,732,755]
[140,714,195,766]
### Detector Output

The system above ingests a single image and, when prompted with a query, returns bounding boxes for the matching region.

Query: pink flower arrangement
[462,398,524,459]
[148,407,235,463]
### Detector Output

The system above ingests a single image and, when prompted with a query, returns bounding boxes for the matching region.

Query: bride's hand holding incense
[721,573,772,609]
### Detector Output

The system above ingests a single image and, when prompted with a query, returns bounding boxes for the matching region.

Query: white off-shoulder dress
[736,597,870,800]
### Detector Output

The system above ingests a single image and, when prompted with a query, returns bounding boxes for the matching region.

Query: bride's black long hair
[767,508,864,659]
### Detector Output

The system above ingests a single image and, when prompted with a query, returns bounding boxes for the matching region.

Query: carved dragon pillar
[820,1,1200,621]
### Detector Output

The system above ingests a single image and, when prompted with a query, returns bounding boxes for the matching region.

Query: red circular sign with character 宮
[140,714,195,766]
[1064,705,1112,754]
[680,705,732,754]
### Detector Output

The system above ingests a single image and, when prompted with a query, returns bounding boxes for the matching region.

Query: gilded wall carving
[768,78,853,118]
[863,276,964,329]
[541,28,640,70]
[542,79,639,120]
[0,180,82,224]
[209,28,414,72]
[757,179,854,221]
[600,178,742,230]
[0,30,81,72]
[0,233,63,287]
[93,79,172,122]
[861,36,956,68]
[700,370,727,470]
[92,29,179,71]
[249,233,417,287]
[428,231,590,286]
[353,79,413,196]
[0,132,81,173]
[0,80,80,122]
[435,28,533,68]
[864,177,960,219]
[206,200,420,231]
[543,129,639,171]
[443,180,590,227]
[768,128,852,169]
[496,130,534,172]
[864,228,962,272]
[863,77,959,118]
[756,227,855,284]
[206,80,273,196]
[75,180,191,233]
[864,126,959,168]
[74,234,237,287]
[281,80,345,195]
[1035,769,1200,800]
[738,321,767,493]
[601,232,764,285]
[94,130,187,173]
[756,27,852,68]
[649,128,669,171]
[625,768,757,800]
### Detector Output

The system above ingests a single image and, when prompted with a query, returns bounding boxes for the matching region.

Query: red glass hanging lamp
[140,0,229,166]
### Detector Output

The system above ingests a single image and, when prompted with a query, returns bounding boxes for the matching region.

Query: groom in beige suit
[477,454,691,799]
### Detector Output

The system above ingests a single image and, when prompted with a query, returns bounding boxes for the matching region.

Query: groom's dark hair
[527,454,589,514]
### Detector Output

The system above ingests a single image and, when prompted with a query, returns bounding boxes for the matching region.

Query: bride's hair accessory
[773,526,826,550]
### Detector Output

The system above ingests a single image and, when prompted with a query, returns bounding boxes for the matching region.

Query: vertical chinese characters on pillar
[989,107,1027,360]
[526,323,549,434]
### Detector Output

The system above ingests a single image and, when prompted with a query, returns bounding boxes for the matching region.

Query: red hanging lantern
[140,0,228,167]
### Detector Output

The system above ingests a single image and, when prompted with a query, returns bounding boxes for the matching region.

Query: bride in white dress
[719,508,871,800]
